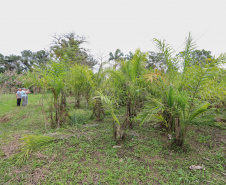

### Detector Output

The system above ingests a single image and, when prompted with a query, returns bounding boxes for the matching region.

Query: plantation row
[8,33,222,152]
[1,33,225,150]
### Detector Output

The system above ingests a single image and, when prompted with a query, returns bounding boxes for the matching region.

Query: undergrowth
[0,94,225,184]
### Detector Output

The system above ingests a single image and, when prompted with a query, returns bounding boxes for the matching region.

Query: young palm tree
[140,33,212,149]
[107,49,148,129]
[23,61,66,128]
[68,64,94,108]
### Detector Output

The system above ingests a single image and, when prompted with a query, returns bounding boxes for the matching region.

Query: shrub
[69,110,88,126]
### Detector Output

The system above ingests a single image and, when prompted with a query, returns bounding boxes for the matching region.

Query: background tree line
[0,32,97,93]
[0,50,50,74]
[109,48,215,70]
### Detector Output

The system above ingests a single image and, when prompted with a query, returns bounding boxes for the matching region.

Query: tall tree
[0,50,50,74]
[4,55,22,73]
[191,49,213,66]
[124,51,133,60]
[146,51,165,69]
[33,50,50,68]
[20,50,35,71]
[109,49,124,68]
[178,49,213,67]
[50,32,97,68]
[109,49,124,61]
[0,54,5,73]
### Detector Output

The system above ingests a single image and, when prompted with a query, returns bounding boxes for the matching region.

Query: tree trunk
[59,92,68,127]
[50,100,54,128]
[175,117,180,142]
[113,121,124,144]
[91,98,105,121]
[113,120,116,139]
[163,110,173,131]
[61,89,66,107]
[173,117,183,148]
[125,98,133,129]
[75,92,80,108]
[56,99,59,128]
[41,91,48,130]
[76,98,80,108]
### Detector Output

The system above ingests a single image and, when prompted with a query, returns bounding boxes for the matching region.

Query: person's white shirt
[21,90,27,97]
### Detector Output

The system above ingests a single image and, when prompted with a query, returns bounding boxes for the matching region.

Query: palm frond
[109,52,114,61]
[153,38,174,71]
[95,91,121,126]
[138,112,151,126]
[182,32,196,70]
[145,69,165,83]
[131,49,147,80]
[153,115,168,128]
[176,92,188,112]
[111,110,121,125]
[188,102,210,121]
[10,135,57,165]
[167,86,175,107]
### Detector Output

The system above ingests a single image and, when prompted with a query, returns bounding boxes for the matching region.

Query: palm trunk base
[171,117,184,149]
[113,121,124,144]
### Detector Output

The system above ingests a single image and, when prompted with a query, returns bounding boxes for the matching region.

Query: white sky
[0,0,225,59]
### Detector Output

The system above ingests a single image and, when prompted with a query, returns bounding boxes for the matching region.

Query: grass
[0,94,15,117]
[0,94,225,184]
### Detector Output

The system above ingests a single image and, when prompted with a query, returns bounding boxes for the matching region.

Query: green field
[0,94,225,184]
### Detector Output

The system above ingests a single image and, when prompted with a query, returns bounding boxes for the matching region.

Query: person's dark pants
[17,98,21,106]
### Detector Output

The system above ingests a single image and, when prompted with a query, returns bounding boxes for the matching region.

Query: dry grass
[1,133,21,158]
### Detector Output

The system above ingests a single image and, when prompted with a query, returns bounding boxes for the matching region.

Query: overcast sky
[0,0,225,59]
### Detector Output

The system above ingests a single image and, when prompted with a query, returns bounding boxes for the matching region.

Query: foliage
[0,50,50,74]
[1,32,225,154]
[22,61,67,128]
[153,38,177,74]
[68,64,94,107]
[0,70,23,93]
[96,91,124,142]
[10,135,56,165]
[178,49,214,67]
[147,51,165,70]
[69,110,88,126]
[50,32,97,68]
[97,92,120,124]
[139,33,219,149]
[108,49,124,69]
[109,49,124,61]
[106,49,148,128]
[188,102,210,122]
[0,94,225,184]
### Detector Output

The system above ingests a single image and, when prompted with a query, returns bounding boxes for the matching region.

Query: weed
[0,94,225,184]
[69,110,89,127]
[197,134,212,144]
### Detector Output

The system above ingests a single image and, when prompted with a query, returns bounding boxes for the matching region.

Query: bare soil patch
[0,114,12,123]
[1,133,21,158]
[216,117,226,123]
[8,165,50,185]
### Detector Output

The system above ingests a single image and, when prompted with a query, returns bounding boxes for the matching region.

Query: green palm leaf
[189,102,210,121]
[11,135,57,165]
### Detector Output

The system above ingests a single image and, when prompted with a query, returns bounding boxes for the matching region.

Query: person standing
[21,88,27,106]
[21,88,31,106]
[25,88,31,105]
[16,88,22,106]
